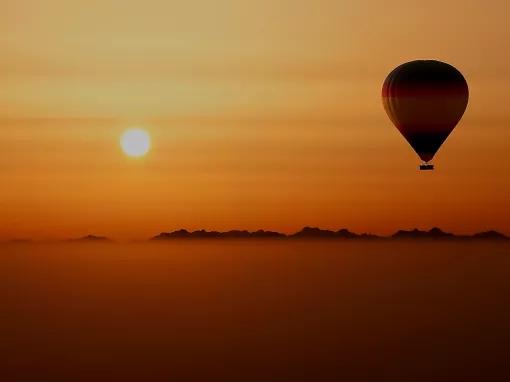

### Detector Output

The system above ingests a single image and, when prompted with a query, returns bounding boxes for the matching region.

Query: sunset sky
[1,0,509,240]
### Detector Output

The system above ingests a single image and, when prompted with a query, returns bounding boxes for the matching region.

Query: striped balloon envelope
[382,60,469,170]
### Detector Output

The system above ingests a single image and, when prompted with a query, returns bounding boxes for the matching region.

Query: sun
[120,128,151,157]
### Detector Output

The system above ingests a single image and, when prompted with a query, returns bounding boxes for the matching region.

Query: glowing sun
[120,128,151,157]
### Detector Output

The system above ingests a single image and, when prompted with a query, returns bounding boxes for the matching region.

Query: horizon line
[2,226,509,243]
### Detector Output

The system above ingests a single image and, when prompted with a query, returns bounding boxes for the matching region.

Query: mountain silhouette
[247,230,286,238]
[290,227,365,239]
[151,227,508,241]
[470,230,508,240]
[7,229,505,243]
[70,235,112,242]
[392,227,454,240]
[152,229,285,241]
[291,227,337,238]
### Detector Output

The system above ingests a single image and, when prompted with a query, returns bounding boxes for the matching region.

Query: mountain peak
[292,227,339,238]
[392,228,453,239]
[71,235,111,242]
[471,230,508,240]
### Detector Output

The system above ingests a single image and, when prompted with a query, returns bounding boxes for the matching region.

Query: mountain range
[151,227,509,241]
[4,228,507,244]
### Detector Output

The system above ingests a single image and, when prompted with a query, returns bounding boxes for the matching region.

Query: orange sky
[1,0,509,240]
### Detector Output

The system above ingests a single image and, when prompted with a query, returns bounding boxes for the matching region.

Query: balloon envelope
[382,60,469,163]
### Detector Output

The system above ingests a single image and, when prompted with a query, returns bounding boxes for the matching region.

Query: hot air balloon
[382,60,469,170]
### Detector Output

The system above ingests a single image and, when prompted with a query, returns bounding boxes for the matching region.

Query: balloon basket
[420,164,434,171]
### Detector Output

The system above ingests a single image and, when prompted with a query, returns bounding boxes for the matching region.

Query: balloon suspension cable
[419,163,434,171]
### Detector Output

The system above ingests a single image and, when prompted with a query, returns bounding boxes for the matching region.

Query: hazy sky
[1,0,509,239]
